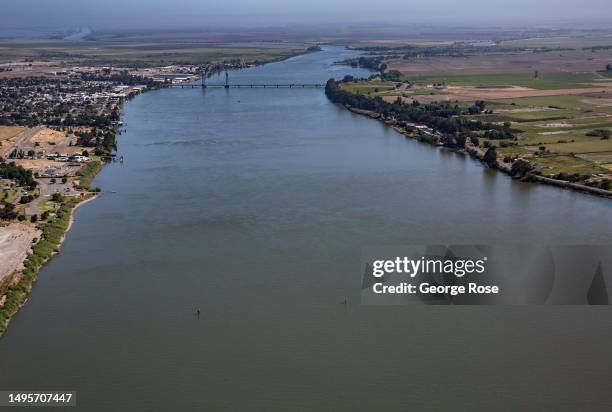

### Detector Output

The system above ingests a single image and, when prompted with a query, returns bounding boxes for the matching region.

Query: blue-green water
[1,46,612,411]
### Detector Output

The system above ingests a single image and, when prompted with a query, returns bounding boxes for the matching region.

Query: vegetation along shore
[325,75,612,198]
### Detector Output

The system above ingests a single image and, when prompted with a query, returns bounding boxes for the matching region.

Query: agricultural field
[340,72,612,182]
[465,87,612,178]
[401,72,608,90]
[498,35,612,49]
[0,28,314,68]
[386,49,612,77]
[459,87,612,178]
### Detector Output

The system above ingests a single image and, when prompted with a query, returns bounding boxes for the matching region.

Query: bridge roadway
[170,83,324,89]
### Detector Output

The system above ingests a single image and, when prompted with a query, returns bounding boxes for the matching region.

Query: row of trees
[74,128,117,155]
[325,79,515,143]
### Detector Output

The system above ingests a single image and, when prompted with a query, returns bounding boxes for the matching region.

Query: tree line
[325,78,516,145]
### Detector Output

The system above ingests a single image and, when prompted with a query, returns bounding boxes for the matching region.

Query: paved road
[26,178,81,216]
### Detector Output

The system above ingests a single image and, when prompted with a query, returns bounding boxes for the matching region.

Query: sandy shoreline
[62,194,98,242]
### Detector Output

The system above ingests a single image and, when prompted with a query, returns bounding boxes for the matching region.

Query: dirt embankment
[0,224,40,287]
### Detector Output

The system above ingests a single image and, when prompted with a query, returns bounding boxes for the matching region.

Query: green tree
[0,202,17,220]
[379,63,387,77]
[510,159,533,179]
[483,147,498,168]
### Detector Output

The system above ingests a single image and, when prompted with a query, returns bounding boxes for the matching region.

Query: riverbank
[0,195,90,336]
[347,105,612,199]
[3,44,612,409]
[327,77,612,199]
[0,224,40,289]
[0,47,330,338]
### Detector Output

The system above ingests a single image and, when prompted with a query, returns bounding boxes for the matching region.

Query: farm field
[498,35,612,49]
[467,89,612,178]
[401,72,610,90]
[386,50,612,77]
[340,73,612,183]
[0,30,312,67]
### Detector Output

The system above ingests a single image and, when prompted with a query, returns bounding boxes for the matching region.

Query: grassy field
[483,89,612,178]
[528,155,607,176]
[75,160,102,190]
[340,82,397,95]
[541,140,612,154]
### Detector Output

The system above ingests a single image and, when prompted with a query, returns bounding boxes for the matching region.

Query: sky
[2,0,612,28]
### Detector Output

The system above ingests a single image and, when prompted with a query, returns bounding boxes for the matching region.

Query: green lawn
[529,155,605,177]
[538,139,612,154]
[341,82,397,95]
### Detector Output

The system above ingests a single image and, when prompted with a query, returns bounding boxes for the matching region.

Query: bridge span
[170,71,324,89]
[171,83,324,89]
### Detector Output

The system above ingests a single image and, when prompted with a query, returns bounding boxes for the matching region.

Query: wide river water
[2,46,612,410]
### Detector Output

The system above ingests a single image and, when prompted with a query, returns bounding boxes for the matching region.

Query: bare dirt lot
[0,61,65,79]
[29,128,81,155]
[0,223,40,286]
[0,126,26,157]
[31,128,67,146]
[0,126,24,141]
[14,159,81,177]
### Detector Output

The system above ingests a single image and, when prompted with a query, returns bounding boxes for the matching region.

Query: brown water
[1,47,612,411]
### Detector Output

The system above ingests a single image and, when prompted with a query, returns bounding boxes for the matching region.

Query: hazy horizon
[2,0,612,29]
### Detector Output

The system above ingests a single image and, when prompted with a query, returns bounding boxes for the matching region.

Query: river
[1,46,612,411]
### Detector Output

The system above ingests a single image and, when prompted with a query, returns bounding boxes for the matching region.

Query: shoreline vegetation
[0,45,322,337]
[325,78,612,199]
[0,196,88,335]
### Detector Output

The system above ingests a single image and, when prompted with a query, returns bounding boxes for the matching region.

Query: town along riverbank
[0,46,328,338]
